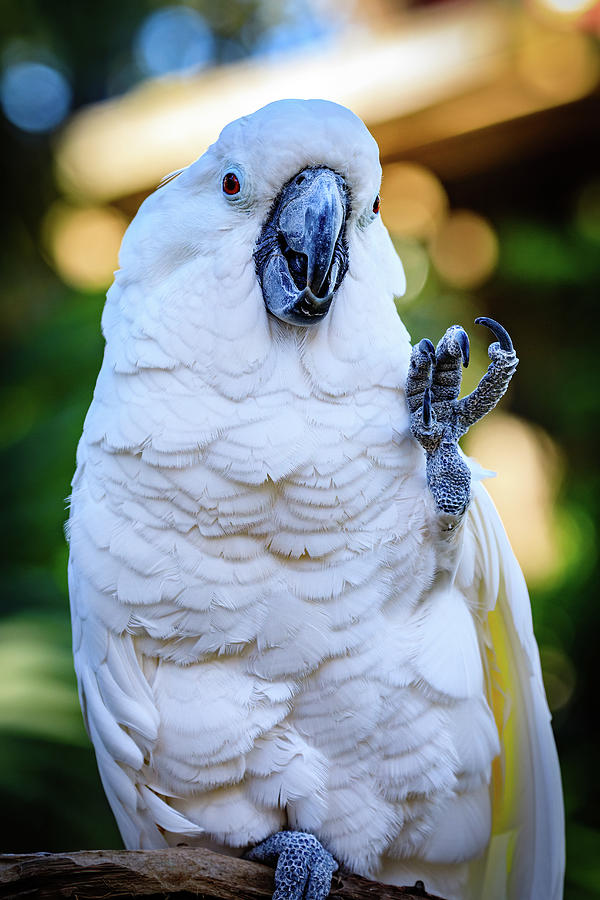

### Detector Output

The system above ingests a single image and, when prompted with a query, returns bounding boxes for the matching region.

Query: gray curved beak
[278,169,346,301]
[254,166,349,327]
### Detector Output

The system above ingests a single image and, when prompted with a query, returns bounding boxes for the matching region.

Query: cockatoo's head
[118,99,406,333]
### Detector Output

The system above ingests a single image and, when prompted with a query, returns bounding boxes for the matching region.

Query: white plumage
[68,99,564,899]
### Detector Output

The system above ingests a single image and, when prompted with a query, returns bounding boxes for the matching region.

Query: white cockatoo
[68,99,564,900]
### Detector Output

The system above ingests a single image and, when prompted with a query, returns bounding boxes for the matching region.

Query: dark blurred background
[0,0,599,896]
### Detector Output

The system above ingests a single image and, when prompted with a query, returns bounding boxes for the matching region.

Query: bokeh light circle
[0,62,71,134]
[392,237,430,304]
[535,0,596,15]
[134,6,215,77]
[381,163,448,242]
[517,29,599,103]
[44,203,129,291]
[429,210,498,289]
[539,646,576,712]
[464,413,564,584]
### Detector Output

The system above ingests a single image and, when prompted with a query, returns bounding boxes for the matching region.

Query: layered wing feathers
[468,482,564,900]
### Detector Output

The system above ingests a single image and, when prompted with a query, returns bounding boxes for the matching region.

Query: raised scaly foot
[406,318,518,526]
[246,830,338,900]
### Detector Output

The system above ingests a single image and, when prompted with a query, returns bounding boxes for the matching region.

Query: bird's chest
[198,384,422,547]
[186,389,431,668]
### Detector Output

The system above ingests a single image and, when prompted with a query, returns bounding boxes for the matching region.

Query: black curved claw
[422,386,433,427]
[456,328,470,368]
[475,317,513,352]
[418,337,436,359]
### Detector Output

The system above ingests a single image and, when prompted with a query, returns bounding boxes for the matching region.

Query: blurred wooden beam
[111,87,599,217]
[373,89,600,180]
[53,2,514,203]
[54,1,600,208]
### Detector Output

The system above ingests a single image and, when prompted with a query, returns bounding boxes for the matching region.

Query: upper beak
[278,169,346,301]
[254,166,349,327]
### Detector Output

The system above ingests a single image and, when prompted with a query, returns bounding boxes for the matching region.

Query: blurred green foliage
[0,2,599,897]
[0,288,121,848]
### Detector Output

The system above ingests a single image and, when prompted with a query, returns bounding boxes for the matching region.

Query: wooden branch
[0,848,447,899]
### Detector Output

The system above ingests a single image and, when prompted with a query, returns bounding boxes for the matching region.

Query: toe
[272,852,310,900]
[422,386,433,428]
[457,319,518,430]
[475,316,514,353]
[418,337,436,358]
[431,325,469,402]
[245,835,279,866]
[406,340,435,414]
[456,328,470,367]
[304,856,337,900]
[436,324,469,361]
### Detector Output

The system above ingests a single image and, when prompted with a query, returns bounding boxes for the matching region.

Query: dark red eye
[373,194,380,214]
[222,172,241,195]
